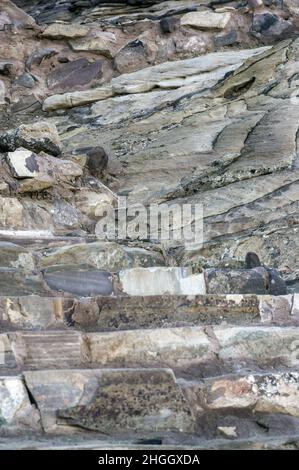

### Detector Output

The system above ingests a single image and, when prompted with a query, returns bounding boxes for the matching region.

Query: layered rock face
[0,0,299,449]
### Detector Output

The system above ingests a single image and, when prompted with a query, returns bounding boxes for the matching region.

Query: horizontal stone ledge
[23,368,195,434]
[0,294,297,330]
[2,325,298,372]
[41,266,287,298]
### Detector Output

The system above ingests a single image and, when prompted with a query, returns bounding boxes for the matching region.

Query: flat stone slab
[24,368,195,434]
[11,331,85,369]
[43,270,114,296]
[119,267,206,296]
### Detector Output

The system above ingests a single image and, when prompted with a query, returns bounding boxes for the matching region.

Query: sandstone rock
[214,326,299,368]
[43,85,113,111]
[70,33,118,58]
[114,39,149,74]
[181,11,232,30]
[201,372,299,419]
[0,197,24,229]
[0,0,36,28]
[38,241,164,271]
[0,242,35,271]
[24,369,195,434]
[0,296,65,328]
[12,330,85,369]
[119,267,206,296]
[0,122,62,157]
[74,189,114,218]
[214,31,238,48]
[42,23,89,39]
[87,326,212,370]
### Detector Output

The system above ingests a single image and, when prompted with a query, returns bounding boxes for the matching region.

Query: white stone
[7,148,39,178]
[181,11,232,30]
[42,23,89,39]
[119,267,206,296]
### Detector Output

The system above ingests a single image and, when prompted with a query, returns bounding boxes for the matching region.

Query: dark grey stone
[43,270,114,296]
[214,31,238,48]
[205,267,270,295]
[15,73,36,89]
[47,59,103,92]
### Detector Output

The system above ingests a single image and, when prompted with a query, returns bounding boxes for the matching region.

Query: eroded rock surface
[0,0,299,450]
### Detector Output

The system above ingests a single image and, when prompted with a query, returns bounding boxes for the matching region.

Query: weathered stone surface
[0,376,41,433]
[0,296,65,328]
[205,268,287,295]
[0,122,62,156]
[38,241,164,271]
[214,326,299,368]
[0,242,34,270]
[11,330,85,369]
[87,327,213,369]
[259,295,294,324]
[24,368,195,434]
[181,11,232,30]
[6,147,82,192]
[0,198,24,229]
[198,372,299,418]
[43,85,113,111]
[119,267,206,296]
[42,23,90,39]
[47,59,104,92]
[0,269,46,296]
[7,148,40,178]
[70,33,118,58]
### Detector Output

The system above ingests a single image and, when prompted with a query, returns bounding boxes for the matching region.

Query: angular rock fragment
[181,11,232,30]
[0,122,62,157]
[42,23,89,39]
[0,376,41,433]
[24,368,195,433]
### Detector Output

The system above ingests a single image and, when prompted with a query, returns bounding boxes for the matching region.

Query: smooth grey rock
[43,269,114,296]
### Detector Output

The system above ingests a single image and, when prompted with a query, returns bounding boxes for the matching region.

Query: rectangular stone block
[24,368,195,434]
[118,267,206,296]
[10,331,85,369]
[86,326,212,369]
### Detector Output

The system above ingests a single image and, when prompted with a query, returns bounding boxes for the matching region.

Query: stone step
[2,369,299,443]
[2,325,299,373]
[0,265,289,297]
[0,434,299,450]
[1,293,298,330]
